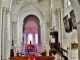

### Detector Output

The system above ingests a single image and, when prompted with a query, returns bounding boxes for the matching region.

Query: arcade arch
[23,15,41,55]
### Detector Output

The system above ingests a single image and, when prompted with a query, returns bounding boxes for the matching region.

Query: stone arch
[18,2,46,52]
[23,15,40,34]
[19,8,44,26]
[19,2,45,18]
[18,3,44,26]
[23,15,41,53]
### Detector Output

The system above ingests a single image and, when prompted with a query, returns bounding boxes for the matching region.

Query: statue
[30,41,32,45]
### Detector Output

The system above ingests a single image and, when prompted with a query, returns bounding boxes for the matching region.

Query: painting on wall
[71,41,78,49]
[78,0,80,4]
[70,10,77,29]
[63,15,72,33]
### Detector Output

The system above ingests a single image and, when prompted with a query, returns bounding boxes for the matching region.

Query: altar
[25,41,38,56]
[27,44,36,52]
[26,41,36,52]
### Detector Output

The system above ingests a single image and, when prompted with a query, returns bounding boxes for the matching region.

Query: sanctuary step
[9,56,55,60]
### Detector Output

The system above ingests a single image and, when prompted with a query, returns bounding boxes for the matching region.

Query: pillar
[53,9,59,31]
[55,53,61,60]
[53,8,62,60]
[45,41,50,56]
[6,8,10,59]
[41,22,46,52]
[14,22,18,45]
[26,35,28,45]
[23,33,27,56]
[2,7,10,60]
[33,34,35,45]
[77,24,80,60]
[10,21,17,56]
[60,7,66,60]
[0,5,2,60]
[66,32,72,60]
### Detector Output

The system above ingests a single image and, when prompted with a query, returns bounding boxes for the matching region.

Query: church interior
[0,0,80,60]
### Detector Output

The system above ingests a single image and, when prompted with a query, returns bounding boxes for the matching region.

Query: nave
[0,0,80,60]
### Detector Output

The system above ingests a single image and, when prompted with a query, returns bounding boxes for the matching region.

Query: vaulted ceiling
[11,0,51,14]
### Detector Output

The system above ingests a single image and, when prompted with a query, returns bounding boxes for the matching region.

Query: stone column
[55,53,61,60]
[55,8,62,44]
[57,8,64,60]
[2,7,5,60]
[41,23,46,51]
[33,34,35,45]
[0,5,2,60]
[10,21,14,46]
[45,41,50,56]
[2,7,10,60]
[26,35,28,45]
[76,24,80,60]
[60,7,66,60]
[34,33,38,52]
[10,21,17,56]
[53,9,59,31]
[19,23,23,46]
[53,8,62,60]
[23,33,27,56]
[66,32,72,60]
[6,8,10,59]
[14,22,18,45]
[14,47,17,56]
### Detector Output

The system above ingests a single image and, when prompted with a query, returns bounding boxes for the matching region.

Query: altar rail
[35,56,55,60]
[9,56,55,60]
[9,56,28,60]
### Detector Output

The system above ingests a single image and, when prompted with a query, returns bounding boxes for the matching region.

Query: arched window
[28,33,33,44]
[35,33,38,44]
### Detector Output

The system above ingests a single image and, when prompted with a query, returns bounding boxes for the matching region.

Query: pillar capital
[53,9,58,15]
[57,8,61,13]
[2,7,10,14]
[53,8,61,15]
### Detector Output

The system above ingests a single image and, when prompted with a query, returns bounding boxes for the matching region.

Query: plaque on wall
[71,41,78,49]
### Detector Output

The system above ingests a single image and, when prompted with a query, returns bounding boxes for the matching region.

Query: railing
[49,43,68,60]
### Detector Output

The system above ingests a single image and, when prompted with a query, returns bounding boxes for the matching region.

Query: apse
[23,15,40,56]
[24,21,38,45]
